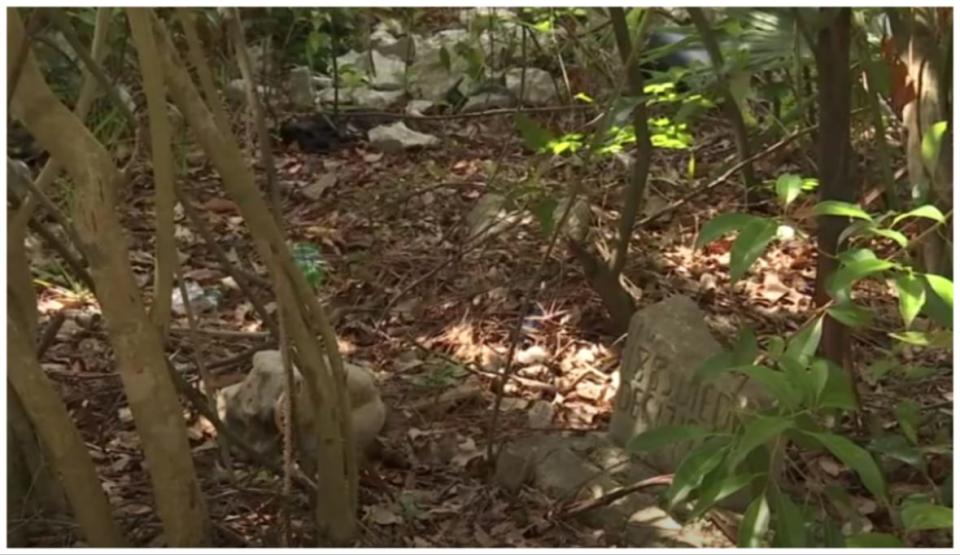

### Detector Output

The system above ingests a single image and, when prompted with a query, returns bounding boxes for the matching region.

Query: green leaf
[664,437,730,510]
[902,502,953,531]
[802,432,888,502]
[892,204,947,226]
[515,113,554,153]
[438,45,451,71]
[770,488,807,547]
[818,361,858,410]
[812,200,873,221]
[775,173,804,208]
[530,196,558,236]
[784,316,823,366]
[731,327,758,367]
[626,425,710,454]
[827,301,873,328]
[870,226,909,248]
[925,273,953,310]
[808,359,830,405]
[845,533,903,548]
[729,218,779,282]
[573,91,594,103]
[734,365,800,409]
[838,247,880,265]
[691,472,758,519]
[890,330,952,348]
[728,415,793,470]
[693,350,735,381]
[738,494,771,547]
[695,213,758,248]
[894,400,921,445]
[869,435,925,470]
[867,358,899,381]
[765,336,785,359]
[827,258,895,300]
[920,121,948,176]
[894,273,926,329]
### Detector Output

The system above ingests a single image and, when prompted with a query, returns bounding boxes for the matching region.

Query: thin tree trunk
[8,318,125,546]
[688,8,759,205]
[813,8,856,372]
[129,8,176,337]
[608,7,653,278]
[176,8,231,136]
[7,9,211,546]
[149,13,358,543]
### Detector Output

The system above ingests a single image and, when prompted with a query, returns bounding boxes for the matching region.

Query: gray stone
[465,193,519,240]
[506,67,558,106]
[289,66,315,109]
[370,51,408,91]
[224,79,274,105]
[493,433,720,547]
[610,296,765,473]
[368,121,439,153]
[553,197,592,242]
[527,400,554,428]
[353,88,405,110]
[312,74,334,89]
[462,91,515,113]
[318,86,355,105]
[371,27,415,61]
[337,49,369,72]
[405,99,436,116]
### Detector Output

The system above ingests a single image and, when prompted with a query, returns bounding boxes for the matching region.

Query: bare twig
[559,473,673,519]
[8,10,41,105]
[340,103,596,122]
[636,124,817,228]
[175,183,278,338]
[46,10,137,130]
[36,311,66,358]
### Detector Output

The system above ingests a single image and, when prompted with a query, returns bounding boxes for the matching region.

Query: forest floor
[27,103,952,547]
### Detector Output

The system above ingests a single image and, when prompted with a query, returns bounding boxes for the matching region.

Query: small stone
[462,91,515,113]
[506,67,558,106]
[368,121,439,153]
[516,345,549,365]
[527,400,554,428]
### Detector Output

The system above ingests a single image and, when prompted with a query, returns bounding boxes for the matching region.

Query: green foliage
[291,242,327,289]
[669,190,952,545]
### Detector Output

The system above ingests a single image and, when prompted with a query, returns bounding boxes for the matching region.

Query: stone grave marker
[610,295,763,471]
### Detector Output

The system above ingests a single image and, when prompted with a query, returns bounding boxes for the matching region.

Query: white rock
[353,88,405,110]
[462,91,515,112]
[368,121,438,153]
[506,67,558,106]
[312,74,334,89]
[405,99,436,116]
[336,49,369,72]
[318,86,355,105]
[370,50,408,91]
[516,345,549,365]
[371,27,415,61]
[465,193,519,240]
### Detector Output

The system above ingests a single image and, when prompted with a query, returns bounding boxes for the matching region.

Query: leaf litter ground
[26,107,951,547]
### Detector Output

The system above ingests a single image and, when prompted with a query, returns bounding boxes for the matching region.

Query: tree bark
[7,9,211,546]
[688,8,759,204]
[149,13,358,543]
[813,8,855,371]
[8,318,125,546]
[129,8,177,337]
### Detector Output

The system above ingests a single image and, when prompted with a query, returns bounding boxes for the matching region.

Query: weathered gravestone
[610,295,763,471]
